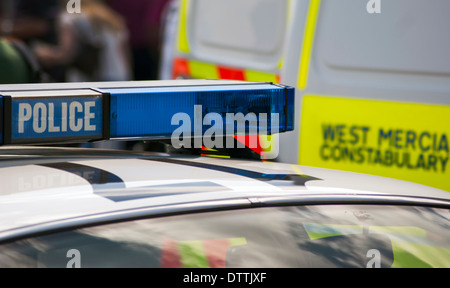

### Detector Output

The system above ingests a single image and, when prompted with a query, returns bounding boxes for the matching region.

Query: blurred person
[33,0,132,82]
[0,0,61,81]
[107,0,171,80]
[0,0,58,41]
[0,37,39,83]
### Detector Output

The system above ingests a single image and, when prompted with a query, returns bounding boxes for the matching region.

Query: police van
[160,0,450,192]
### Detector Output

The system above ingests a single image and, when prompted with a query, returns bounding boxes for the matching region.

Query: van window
[319,0,450,76]
[189,0,288,70]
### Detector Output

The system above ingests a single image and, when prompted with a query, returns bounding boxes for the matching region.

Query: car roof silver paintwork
[0,146,448,241]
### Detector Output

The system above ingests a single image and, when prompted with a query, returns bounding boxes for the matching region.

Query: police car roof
[0,146,449,242]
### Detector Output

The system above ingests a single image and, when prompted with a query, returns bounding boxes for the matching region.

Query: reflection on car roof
[0,146,449,240]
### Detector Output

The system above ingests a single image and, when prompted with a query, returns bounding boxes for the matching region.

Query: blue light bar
[0,81,294,145]
[105,83,294,139]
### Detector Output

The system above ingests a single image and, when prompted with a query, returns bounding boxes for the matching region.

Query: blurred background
[1,0,449,192]
[0,0,173,84]
[0,0,176,152]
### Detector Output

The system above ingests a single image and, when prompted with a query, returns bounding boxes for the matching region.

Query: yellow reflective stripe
[276,0,292,71]
[202,147,218,152]
[183,58,280,82]
[305,224,430,242]
[277,57,284,71]
[244,70,279,83]
[177,238,247,268]
[391,242,450,268]
[305,223,450,267]
[189,60,219,79]
[259,134,277,160]
[369,226,449,267]
[179,240,208,268]
[229,237,247,247]
[304,223,363,240]
[290,164,306,176]
[297,0,321,90]
[370,226,426,237]
[177,0,190,53]
[201,154,231,159]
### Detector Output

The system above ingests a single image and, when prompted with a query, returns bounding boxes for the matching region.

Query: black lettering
[419,132,431,152]
[405,153,414,169]
[378,129,392,146]
[438,134,449,153]
[349,126,359,145]
[440,157,448,173]
[341,146,350,161]
[361,126,370,144]
[416,154,427,170]
[405,131,416,149]
[428,155,437,172]
[320,144,330,160]
[374,150,383,164]
[337,125,346,144]
[393,151,404,168]
[394,130,403,149]
[384,150,393,166]
[331,145,341,161]
[322,124,336,141]
[433,133,437,152]
[366,148,374,163]
[355,147,364,163]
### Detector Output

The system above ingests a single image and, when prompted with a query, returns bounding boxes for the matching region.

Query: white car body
[0,146,448,243]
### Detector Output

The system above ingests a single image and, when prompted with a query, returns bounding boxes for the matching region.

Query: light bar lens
[105,83,294,139]
[0,82,294,145]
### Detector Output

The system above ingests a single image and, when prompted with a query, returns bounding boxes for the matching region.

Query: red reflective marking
[201,146,214,151]
[161,238,183,268]
[203,239,230,268]
[218,66,245,80]
[172,58,190,79]
[234,135,263,155]
[276,75,281,84]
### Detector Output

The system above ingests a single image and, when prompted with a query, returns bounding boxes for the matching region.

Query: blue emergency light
[0,80,294,145]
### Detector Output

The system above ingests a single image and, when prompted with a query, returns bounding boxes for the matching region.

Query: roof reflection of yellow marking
[201,154,231,159]
[291,164,304,176]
